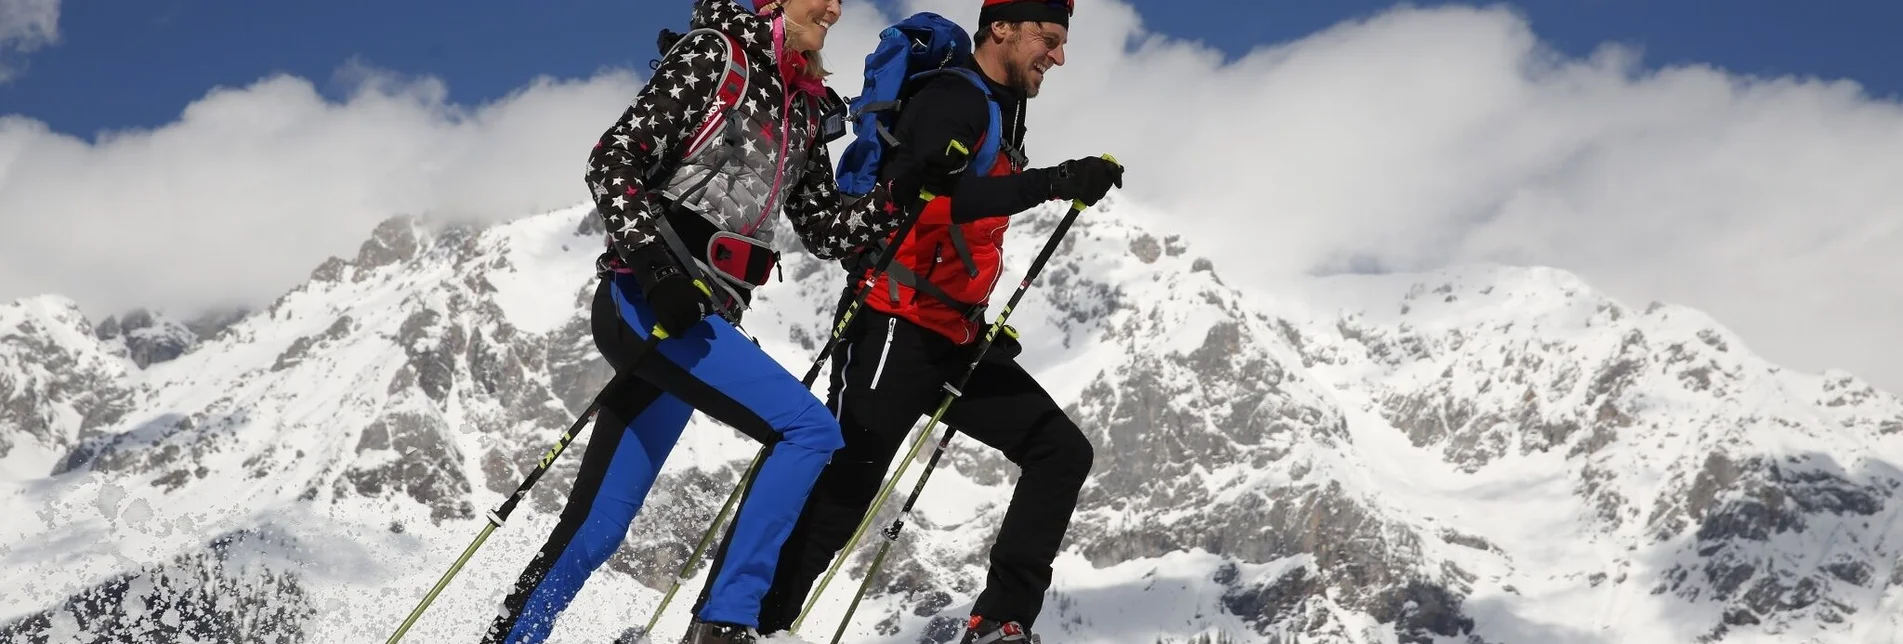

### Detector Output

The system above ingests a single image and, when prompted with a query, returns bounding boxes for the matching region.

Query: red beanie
[979,0,1072,29]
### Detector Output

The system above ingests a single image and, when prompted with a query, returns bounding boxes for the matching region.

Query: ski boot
[960,615,1039,643]
[678,620,759,644]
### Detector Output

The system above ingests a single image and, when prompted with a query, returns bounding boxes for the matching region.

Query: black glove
[643,272,713,339]
[1047,157,1124,206]
[977,323,1023,364]
[626,243,712,339]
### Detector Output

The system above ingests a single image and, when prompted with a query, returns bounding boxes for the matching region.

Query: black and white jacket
[585,0,900,270]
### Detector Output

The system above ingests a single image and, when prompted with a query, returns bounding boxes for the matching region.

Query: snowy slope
[0,296,139,481]
[1278,269,1903,644]
[2,198,1901,644]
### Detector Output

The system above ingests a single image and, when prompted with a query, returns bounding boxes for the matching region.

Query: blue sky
[7,0,1903,396]
[4,0,1901,137]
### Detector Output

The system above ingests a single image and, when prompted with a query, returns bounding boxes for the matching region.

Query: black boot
[959,615,1039,644]
[679,620,759,644]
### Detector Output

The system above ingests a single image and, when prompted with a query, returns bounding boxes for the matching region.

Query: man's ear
[978,21,1010,47]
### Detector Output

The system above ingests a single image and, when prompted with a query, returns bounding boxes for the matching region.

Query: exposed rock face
[96,309,195,368]
[1,297,137,471]
[339,406,476,523]
[6,205,1902,644]
[92,305,246,369]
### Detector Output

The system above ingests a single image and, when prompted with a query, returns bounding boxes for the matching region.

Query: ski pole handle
[1069,153,1122,211]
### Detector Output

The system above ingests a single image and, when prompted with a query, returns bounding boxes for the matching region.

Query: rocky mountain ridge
[1,200,1900,643]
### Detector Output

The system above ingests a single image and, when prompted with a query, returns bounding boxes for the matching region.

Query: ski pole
[633,189,941,637]
[634,448,761,638]
[800,154,1121,640]
[385,331,666,644]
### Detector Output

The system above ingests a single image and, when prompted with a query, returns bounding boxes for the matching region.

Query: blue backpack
[835,12,1009,197]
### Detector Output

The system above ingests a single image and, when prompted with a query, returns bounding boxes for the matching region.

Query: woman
[478,1,900,642]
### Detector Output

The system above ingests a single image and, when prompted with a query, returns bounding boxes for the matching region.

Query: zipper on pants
[870,318,896,390]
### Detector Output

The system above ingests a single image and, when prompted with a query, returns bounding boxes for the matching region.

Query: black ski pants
[745,307,1095,631]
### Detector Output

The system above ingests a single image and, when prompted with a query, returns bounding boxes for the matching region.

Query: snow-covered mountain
[3,198,1901,644]
[0,297,137,482]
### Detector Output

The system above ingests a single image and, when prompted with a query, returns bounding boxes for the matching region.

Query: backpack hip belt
[659,204,780,290]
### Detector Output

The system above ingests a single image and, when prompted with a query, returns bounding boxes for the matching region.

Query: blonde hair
[781,15,831,81]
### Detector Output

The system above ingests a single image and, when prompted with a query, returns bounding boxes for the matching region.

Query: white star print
[573,0,916,261]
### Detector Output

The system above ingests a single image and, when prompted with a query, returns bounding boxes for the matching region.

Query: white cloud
[2,0,1900,395]
[0,0,60,82]
[959,0,1903,395]
[0,64,646,318]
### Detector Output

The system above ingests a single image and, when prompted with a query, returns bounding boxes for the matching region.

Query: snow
[909,453,1002,529]
[4,198,1903,643]
[0,441,59,482]
[0,296,134,481]
[483,203,604,336]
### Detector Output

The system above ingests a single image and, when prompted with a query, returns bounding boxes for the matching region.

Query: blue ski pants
[480,273,843,643]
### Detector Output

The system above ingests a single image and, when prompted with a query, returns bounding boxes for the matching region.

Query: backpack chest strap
[855,253,984,324]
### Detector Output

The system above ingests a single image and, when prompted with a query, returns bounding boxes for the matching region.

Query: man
[689,0,1125,642]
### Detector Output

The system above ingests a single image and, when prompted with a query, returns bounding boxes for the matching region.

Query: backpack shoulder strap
[936,67,1005,181]
[636,27,754,317]
[677,28,751,162]
[930,66,1003,278]
[640,27,752,211]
